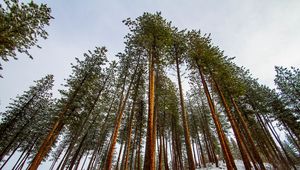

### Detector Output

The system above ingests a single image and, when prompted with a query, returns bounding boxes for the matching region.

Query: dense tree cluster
[0,12,299,170]
[0,0,52,75]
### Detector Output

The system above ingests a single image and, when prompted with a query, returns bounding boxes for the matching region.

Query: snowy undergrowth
[196,160,274,170]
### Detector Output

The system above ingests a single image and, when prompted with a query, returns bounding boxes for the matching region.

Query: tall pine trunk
[197,63,236,169]
[230,97,266,170]
[144,52,156,170]
[213,79,251,170]
[104,59,140,169]
[175,56,195,170]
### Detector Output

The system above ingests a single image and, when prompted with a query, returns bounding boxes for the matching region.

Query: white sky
[1,0,300,112]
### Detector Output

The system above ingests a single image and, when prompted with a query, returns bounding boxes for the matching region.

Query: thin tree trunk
[230,97,266,170]
[12,144,30,170]
[49,147,64,170]
[0,142,22,169]
[115,140,124,170]
[68,133,88,170]
[29,69,93,170]
[265,116,296,169]
[105,59,140,170]
[197,64,236,169]
[175,56,195,170]
[163,135,170,170]
[80,152,89,170]
[192,140,198,167]
[213,80,251,170]
[124,102,137,170]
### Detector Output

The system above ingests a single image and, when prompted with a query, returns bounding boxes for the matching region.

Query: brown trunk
[255,112,284,167]
[144,53,156,170]
[264,116,296,169]
[175,56,195,170]
[197,132,206,167]
[213,80,251,170]
[29,72,91,170]
[105,59,140,170]
[68,133,87,170]
[29,120,64,170]
[197,64,236,169]
[129,127,137,170]
[124,103,136,170]
[230,97,266,170]
[136,101,143,170]
[163,135,170,170]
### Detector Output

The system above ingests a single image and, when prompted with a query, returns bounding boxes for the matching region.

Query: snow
[196,160,274,170]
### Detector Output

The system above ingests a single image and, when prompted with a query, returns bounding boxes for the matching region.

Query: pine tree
[0,0,53,73]
[28,47,108,170]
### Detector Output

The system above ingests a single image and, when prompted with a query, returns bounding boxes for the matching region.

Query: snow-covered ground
[196,160,274,170]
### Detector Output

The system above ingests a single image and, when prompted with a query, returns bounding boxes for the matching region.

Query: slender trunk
[0,109,38,160]
[49,147,64,170]
[213,80,251,170]
[73,150,84,170]
[29,69,93,170]
[0,94,37,139]
[255,112,284,167]
[265,116,296,169]
[80,152,89,170]
[284,122,300,152]
[115,141,124,170]
[197,64,236,169]
[12,143,31,170]
[87,146,98,170]
[230,97,266,170]
[197,132,206,167]
[68,133,88,170]
[175,56,195,170]
[192,140,198,167]
[158,131,163,170]
[0,142,21,169]
[105,59,140,170]
[124,102,137,170]
[163,135,170,170]
[137,107,143,170]
[144,51,156,170]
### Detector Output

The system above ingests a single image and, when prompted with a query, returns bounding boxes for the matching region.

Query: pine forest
[0,1,299,170]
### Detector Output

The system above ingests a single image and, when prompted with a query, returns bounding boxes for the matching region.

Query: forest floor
[196,160,280,170]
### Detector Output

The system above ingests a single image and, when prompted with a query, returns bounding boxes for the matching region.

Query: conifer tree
[28,47,108,170]
[0,0,53,73]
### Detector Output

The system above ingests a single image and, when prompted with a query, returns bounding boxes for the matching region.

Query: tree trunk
[175,56,195,170]
[105,59,140,170]
[230,97,266,170]
[124,100,137,170]
[80,152,89,170]
[213,80,251,170]
[144,52,156,170]
[197,64,236,169]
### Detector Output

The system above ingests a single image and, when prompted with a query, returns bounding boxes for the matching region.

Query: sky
[1,0,300,111]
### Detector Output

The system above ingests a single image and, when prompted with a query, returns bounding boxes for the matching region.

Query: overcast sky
[1,0,300,113]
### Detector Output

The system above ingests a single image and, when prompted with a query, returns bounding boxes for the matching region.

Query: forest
[0,1,299,170]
